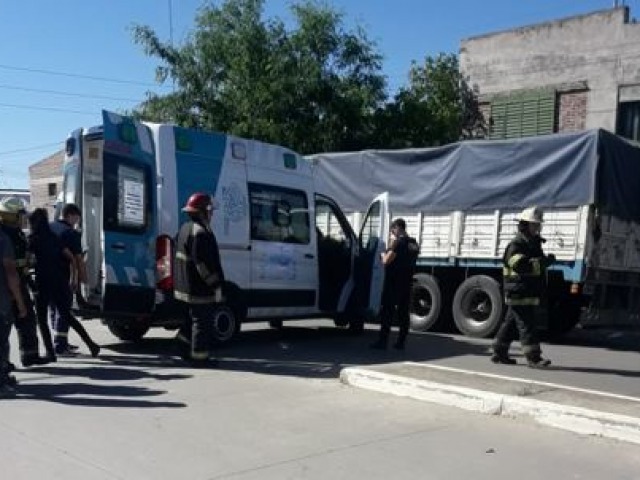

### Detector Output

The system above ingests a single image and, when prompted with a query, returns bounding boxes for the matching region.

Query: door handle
[304,253,315,259]
[111,243,126,251]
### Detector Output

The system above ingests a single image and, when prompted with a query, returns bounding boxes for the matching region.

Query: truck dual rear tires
[410,274,442,332]
[452,275,503,338]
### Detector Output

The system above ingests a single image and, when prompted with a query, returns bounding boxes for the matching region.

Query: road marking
[403,362,640,403]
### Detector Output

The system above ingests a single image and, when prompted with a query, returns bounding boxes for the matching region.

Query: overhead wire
[0,63,169,89]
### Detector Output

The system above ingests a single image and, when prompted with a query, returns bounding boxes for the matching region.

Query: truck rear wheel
[410,274,442,332]
[452,275,503,338]
[107,321,150,342]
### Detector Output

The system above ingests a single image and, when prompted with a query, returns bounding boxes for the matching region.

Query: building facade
[460,7,640,141]
[29,150,63,219]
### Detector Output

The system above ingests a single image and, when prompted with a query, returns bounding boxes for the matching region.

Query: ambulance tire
[410,274,442,332]
[452,275,503,338]
[212,304,242,346]
[108,322,150,343]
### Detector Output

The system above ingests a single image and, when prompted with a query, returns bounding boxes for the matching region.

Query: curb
[340,367,640,445]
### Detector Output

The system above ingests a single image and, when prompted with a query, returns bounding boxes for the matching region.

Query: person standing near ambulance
[49,204,99,357]
[0,197,49,367]
[174,193,225,367]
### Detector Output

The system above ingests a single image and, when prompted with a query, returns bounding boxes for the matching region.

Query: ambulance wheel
[108,321,150,343]
[452,275,503,338]
[410,274,442,332]
[212,305,241,346]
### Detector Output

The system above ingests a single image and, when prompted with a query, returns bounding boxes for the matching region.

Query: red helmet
[182,193,218,213]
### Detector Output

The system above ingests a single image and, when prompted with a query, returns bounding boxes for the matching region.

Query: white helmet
[518,206,543,224]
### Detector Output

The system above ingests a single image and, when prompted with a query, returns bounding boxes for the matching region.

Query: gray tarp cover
[309,129,640,221]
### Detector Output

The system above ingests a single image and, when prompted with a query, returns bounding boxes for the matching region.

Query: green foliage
[132,0,485,153]
[373,53,486,148]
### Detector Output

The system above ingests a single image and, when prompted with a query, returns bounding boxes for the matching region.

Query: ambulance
[61,111,387,343]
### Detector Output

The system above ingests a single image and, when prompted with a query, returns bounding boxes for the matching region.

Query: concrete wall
[460,7,640,132]
[29,150,63,219]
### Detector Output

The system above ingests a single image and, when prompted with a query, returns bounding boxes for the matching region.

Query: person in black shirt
[36,206,99,358]
[371,218,418,350]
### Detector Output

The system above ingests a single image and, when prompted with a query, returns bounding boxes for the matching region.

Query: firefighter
[174,193,225,368]
[0,197,50,367]
[492,206,554,368]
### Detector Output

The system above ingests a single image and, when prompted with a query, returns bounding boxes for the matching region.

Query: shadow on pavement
[105,323,491,379]
[11,382,186,408]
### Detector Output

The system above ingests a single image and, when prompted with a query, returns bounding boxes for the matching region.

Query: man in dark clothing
[174,192,225,367]
[49,204,99,357]
[1,225,28,396]
[0,197,49,367]
[371,218,419,350]
[492,206,554,368]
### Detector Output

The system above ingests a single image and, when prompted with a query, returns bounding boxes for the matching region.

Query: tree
[373,53,486,149]
[132,0,386,154]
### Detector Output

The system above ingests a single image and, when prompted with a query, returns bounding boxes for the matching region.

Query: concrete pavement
[2,320,639,479]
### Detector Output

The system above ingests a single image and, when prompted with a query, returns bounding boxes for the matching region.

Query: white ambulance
[61,111,388,344]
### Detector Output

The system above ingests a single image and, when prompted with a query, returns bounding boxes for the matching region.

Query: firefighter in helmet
[492,206,555,368]
[174,193,225,367]
[0,197,51,367]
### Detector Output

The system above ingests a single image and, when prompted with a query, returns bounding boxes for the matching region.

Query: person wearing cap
[0,197,50,368]
[371,218,419,351]
[492,206,555,368]
[174,192,225,367]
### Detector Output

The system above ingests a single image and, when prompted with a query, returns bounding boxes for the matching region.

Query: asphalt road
[1,319,638,479]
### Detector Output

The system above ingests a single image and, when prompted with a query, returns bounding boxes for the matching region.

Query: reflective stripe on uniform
[507,253,525,269]
[195,261,217,285]
[191,351,209,360]
[176,251,188,261]
[530,258,541,276]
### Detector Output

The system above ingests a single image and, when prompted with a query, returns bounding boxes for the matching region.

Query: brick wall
[29,150,64,219]
[558,90,588,132]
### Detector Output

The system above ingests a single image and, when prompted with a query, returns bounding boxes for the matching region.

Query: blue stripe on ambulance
[173,126,227,221]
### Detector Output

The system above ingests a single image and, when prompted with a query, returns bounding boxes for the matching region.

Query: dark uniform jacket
[0,224,29,277]
[174,219,225,304]
[502,232,550,306]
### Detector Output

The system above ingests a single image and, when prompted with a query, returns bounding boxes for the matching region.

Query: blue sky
[0,0,636,188]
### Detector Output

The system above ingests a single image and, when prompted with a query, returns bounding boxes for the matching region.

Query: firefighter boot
[490,345,517,365]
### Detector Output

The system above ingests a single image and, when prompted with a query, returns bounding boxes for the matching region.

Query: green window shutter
[490,89,556,139]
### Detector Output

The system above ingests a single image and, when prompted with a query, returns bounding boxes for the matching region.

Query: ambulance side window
[249,183,310,244]
[103,153,151,232]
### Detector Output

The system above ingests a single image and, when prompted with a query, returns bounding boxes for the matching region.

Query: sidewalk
[341,361,640,445]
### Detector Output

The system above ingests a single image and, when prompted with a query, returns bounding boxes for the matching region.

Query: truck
[309,129,640,338]
[60,110,390,344]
